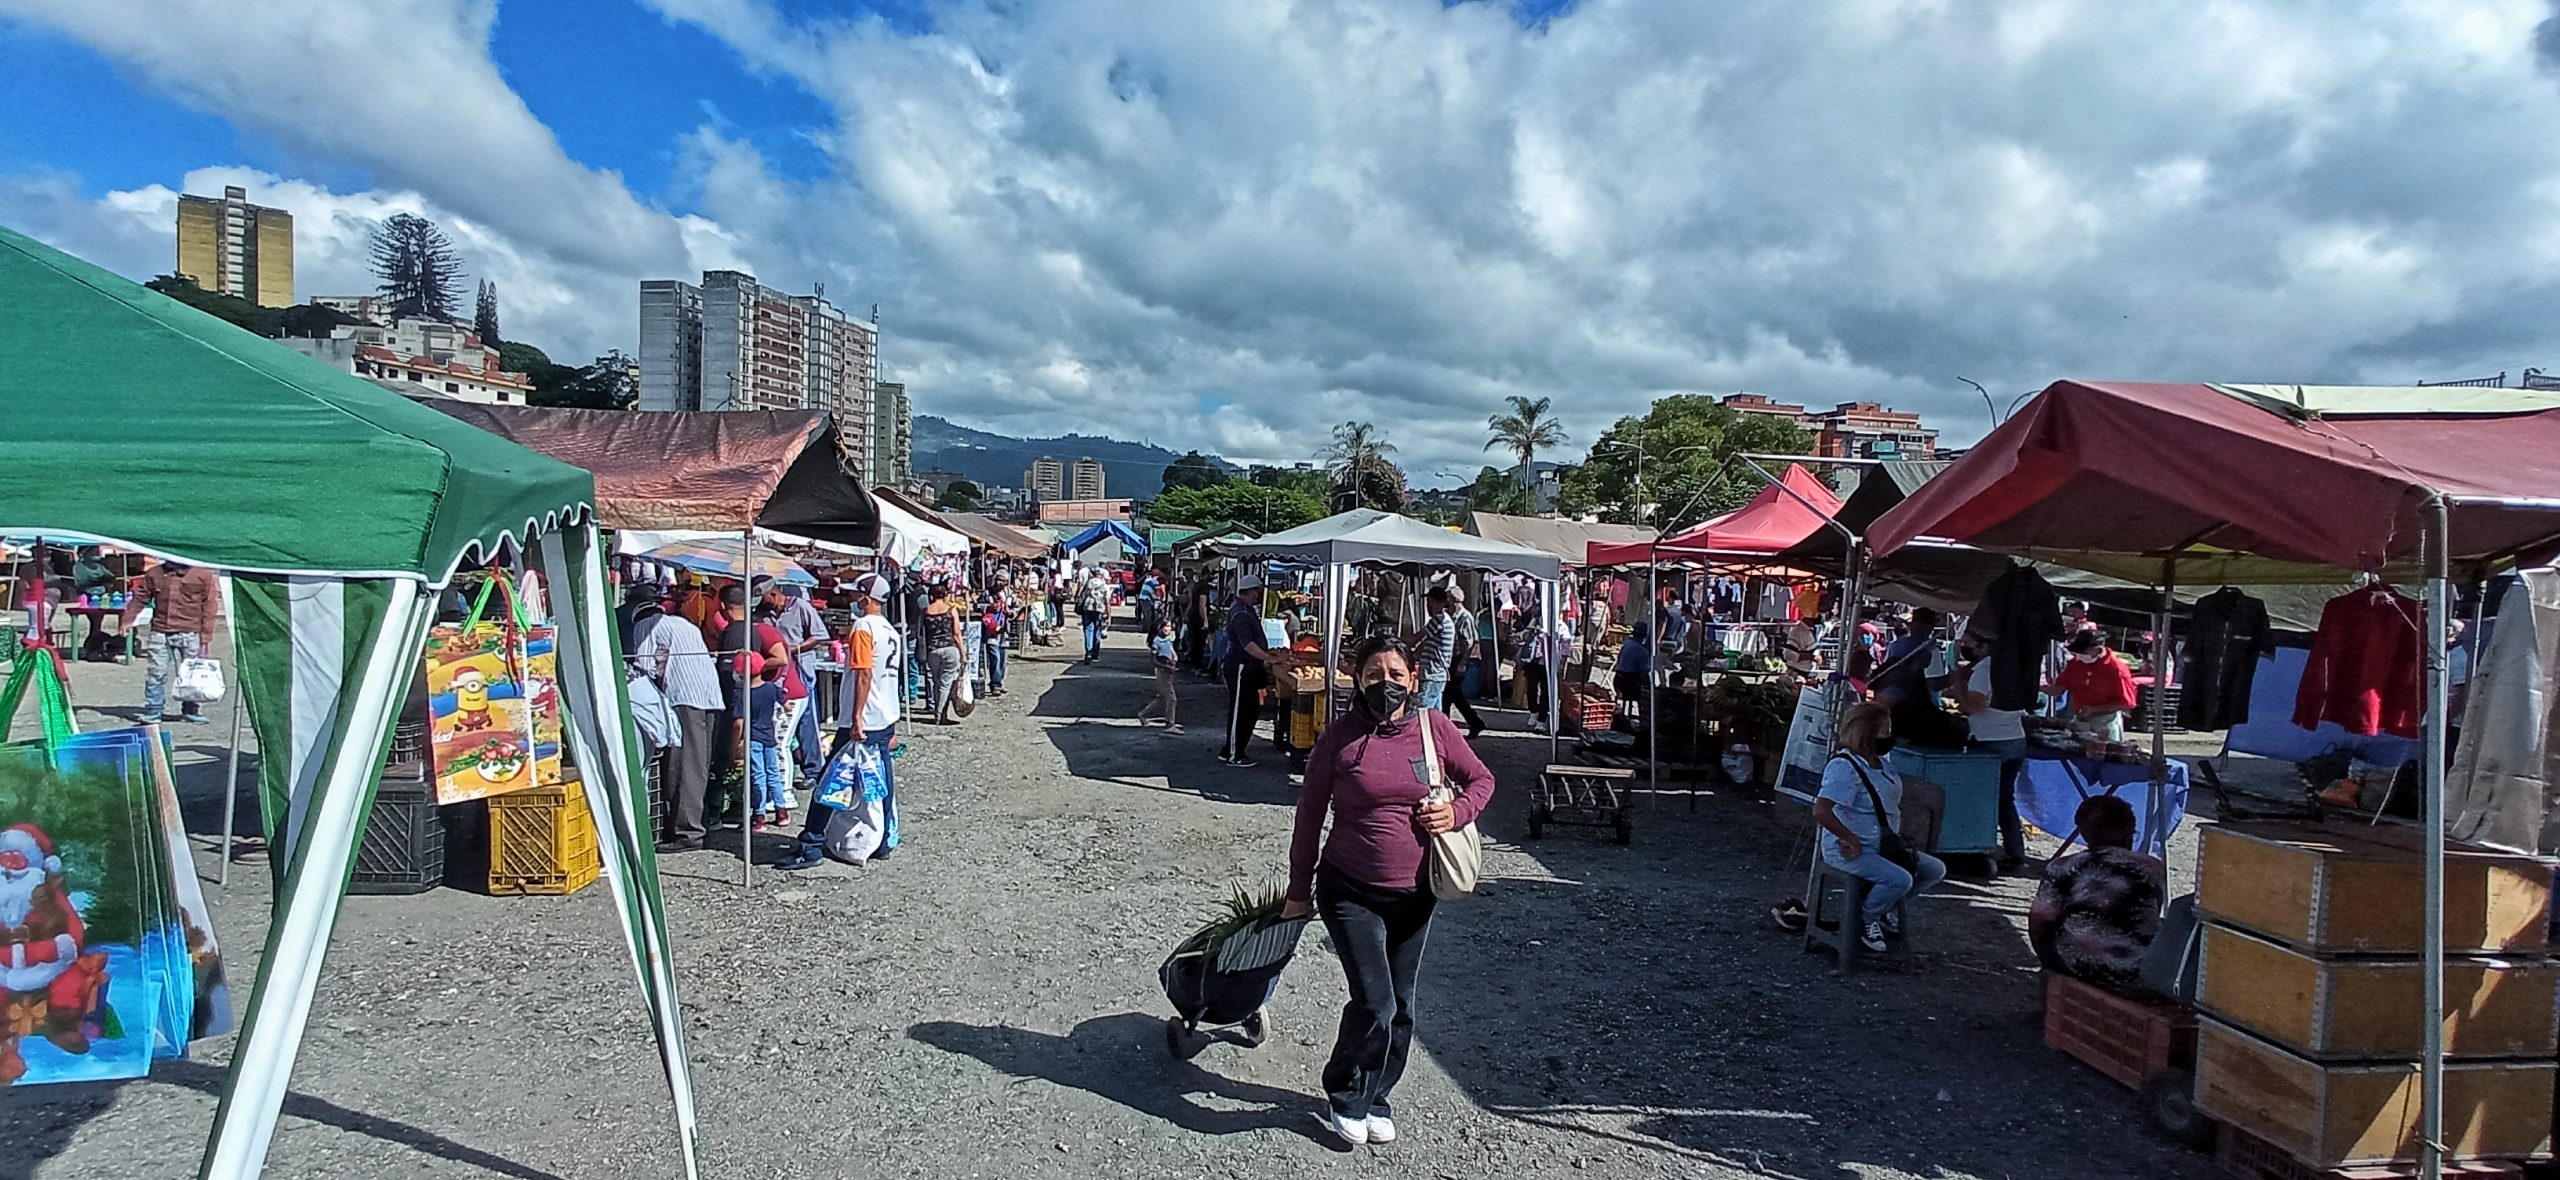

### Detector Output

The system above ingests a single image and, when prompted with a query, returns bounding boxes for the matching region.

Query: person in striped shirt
[635,599,725,852]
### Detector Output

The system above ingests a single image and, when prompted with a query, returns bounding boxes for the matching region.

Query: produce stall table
[2017,748,2191,856]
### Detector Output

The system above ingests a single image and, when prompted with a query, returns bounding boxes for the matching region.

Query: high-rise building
[638,280,704,411]
[1025,456,1065,502]
[638,271,885,477]
[175,185,294,308]
[1070,457,1106,501]
[872,381,912,487]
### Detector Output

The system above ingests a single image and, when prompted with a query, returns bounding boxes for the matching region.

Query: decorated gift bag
[423,575,565,804]
[0,647,227,1086]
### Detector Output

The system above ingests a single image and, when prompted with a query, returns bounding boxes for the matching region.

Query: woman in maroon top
[1282,636,1497,1148]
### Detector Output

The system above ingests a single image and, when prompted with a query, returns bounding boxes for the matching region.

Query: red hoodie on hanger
[2292,585,2423,739]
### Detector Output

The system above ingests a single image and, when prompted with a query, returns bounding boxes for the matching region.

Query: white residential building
[640,270,887,476]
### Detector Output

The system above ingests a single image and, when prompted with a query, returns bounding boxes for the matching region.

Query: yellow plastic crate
[485,785,601,896]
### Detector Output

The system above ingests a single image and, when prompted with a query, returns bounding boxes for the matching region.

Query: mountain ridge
[911,415,1242,500]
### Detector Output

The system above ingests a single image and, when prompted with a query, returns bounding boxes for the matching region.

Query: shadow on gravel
[0,1059,567,1180]
[909,1014,1330,1146]
[1028,647,1301,807]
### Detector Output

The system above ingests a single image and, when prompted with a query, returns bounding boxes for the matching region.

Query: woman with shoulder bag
[1812,701,1948,953]
[1281,636,1497,1149]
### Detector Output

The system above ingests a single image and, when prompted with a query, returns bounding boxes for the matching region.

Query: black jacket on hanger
[2178,588,2275,731]
[1970,564,2064,711]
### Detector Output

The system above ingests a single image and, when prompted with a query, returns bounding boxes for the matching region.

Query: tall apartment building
[637,280,704,411]
[1025,456,1065,502]
[873,381,912,488]
[175,185,294,308]
[639,271,888,478]
[1070,457,1106,500]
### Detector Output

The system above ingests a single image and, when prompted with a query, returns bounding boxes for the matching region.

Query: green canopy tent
[0,225,698,1179]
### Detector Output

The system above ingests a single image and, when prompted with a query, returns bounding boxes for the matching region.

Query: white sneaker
[1319,1111,1369,1146]
[1365,1115,1397,1144]
[1881,908,1903,937]
[1860,919,1889,952]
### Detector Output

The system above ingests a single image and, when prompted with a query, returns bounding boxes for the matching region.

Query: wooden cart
[1530,763,1635,844]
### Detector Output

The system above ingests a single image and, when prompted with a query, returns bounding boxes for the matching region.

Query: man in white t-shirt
[781,574,904,870]
[1957,639,2031,872]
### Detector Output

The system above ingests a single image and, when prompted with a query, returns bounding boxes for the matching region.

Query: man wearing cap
[616,581,663,657]
[1219,574,1286,767]
[781,573,902,870]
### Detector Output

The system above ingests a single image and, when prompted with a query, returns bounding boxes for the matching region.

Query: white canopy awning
[1226,509,1563,580]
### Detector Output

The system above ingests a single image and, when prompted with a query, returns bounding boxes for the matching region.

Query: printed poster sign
[424,623,563,805]
[1778,685,1836,801]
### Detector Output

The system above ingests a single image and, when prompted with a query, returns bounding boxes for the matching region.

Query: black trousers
[1316,866,1437,1119]
[1222,662,1268,758]
[1441,661,1485,731]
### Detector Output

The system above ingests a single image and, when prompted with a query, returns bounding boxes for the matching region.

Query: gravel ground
[4,625,2228,1180]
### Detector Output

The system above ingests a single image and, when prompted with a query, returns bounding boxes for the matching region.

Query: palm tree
[1486,395,1568,510]
[1323,421,1403,511]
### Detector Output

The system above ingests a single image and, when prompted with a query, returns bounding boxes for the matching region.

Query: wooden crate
[2195,822,2550,956]
[2216,1122,2526,1179]
[2043,971,2196,1090]
[2200,923,2559,1061]
[2194,1018,2555,1169]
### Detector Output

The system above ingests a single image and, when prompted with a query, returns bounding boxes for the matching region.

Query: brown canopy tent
[942,511,1052,559]
[425,404,879,547]
[1464,512,1655,568]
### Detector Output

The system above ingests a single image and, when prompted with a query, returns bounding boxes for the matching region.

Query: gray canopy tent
[1226,510,1567,751]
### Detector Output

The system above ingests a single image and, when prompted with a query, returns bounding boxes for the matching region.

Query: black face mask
[1872,736,1899,756]
[1362,681,1412,719]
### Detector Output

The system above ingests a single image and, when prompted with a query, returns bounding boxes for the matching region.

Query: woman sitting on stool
[1812,702,1948,952]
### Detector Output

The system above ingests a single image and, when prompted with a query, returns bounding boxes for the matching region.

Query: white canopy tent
[1227,510,1568,753]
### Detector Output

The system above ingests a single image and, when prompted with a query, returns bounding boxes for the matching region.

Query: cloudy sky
[7,0,2560,483]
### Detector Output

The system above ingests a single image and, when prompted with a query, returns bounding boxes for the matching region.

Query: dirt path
[6,624,2197,1179]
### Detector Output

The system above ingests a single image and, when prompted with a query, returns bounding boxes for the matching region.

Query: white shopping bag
[174,656,226,704]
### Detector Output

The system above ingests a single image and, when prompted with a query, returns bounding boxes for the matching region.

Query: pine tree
[369,213,465,321]
[473,279,501,345]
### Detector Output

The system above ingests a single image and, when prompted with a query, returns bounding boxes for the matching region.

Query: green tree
[1146,479,1325,532]
[1322,421,1405,512]
[1250,465,1333,501]
[473,279,502,345]
[937,479,984,511]
[144,275,351,339]
[369,212,465,320]
[1160,450,1224,494]
[1463,465,1533,516]
[527,351,638,410]
[495,340,552,374]
[1557,395,1816,530]
[1485,394,1567,507]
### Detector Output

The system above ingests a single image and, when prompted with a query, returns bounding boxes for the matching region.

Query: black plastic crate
[351,777,445,895]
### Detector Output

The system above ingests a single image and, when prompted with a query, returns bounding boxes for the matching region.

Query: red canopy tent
[1864,379,2560,1176]
[1585,462,1843,566]
[1867,381,2560,580]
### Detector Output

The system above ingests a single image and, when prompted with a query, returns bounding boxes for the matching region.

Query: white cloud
[10,0,2560,480]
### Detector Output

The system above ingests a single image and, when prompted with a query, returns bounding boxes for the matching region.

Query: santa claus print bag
[0,647,230,1086]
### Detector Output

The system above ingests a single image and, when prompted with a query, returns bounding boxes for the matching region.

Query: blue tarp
[1064,519,1148,557]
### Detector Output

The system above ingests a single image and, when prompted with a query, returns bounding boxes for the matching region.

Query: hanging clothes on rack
[1966,564,2064,712]
[2293,583,2423,739]
[2178,587,2276,731]
[2448,569,2560,853]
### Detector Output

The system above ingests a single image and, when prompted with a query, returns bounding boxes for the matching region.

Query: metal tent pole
[739,527,754,890]
[1544,578,1561,764]
[1647,545,1659,787]
[2419,492,2452,1179]
[220,690,244,888]
[1322,563,1342,730]
[2149,561,2176,859]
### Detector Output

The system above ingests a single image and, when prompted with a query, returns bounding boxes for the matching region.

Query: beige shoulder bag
[1420,711,1482,899]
